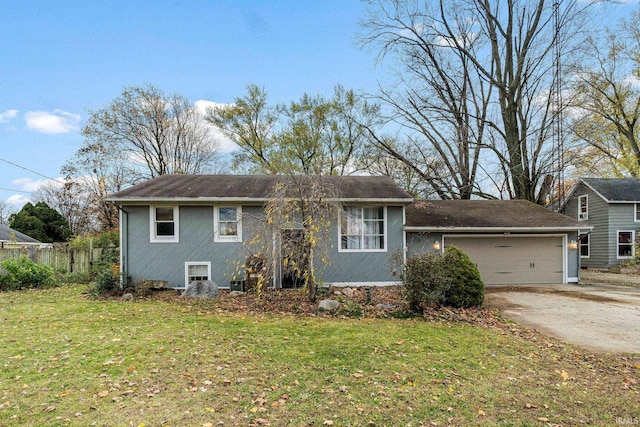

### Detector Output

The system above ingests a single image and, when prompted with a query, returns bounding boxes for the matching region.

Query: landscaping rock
[342,287,355,298]
[181,280,219,299]
[121,293,134,302]
[317,299,340,313]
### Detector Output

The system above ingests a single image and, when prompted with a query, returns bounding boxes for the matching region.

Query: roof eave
[404,226,593,232]
[107,197,414,205]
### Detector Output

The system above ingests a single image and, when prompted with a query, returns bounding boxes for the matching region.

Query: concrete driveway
[485,277,640,353]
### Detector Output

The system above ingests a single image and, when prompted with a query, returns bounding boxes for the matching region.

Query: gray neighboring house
[405,200,589,284]
[106,174,414,289]
[0,224,42,248]
[562,178,640,269]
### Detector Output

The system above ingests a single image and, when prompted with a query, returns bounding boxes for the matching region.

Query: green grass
[0,285,638,426]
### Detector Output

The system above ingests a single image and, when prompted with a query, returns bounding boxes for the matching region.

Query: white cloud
[6,194,29,207]
[194,100,239,153]
[0,109,18,123]
[11,177,59,192]
[24,109,80,134]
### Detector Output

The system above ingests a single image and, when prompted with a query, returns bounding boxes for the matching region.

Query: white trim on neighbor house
[150,205,179,243]
[617,230,635,259]
[214,205,242,242]
[338,205,388,253]
[578,195,588,220]
[184,261,211,288]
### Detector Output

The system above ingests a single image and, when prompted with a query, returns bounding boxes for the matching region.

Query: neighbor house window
[579,233,590,258]
[214,206,242,242]
[340,206,386,251]
[185,262,211,287]
[617,231,635,258]
[578,195,588,220]
[150,206,179,243]
[635,204,640,222]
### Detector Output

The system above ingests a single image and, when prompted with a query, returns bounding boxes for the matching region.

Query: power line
[0,156,62,182]
[0,187,40,195]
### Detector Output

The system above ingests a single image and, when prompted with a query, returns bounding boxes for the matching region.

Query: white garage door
[444,236,564,285]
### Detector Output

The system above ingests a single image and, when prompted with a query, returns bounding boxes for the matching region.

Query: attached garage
[405,200,591,285]
[443,235,564,285]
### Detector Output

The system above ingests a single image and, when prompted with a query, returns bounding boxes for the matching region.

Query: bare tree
[361,0,590,203]
[81,85,220,183]
[0,200,14,226]
[569,15,640,177]
[35,180,96,236]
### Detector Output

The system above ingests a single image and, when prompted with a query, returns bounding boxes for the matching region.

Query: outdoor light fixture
[433,241,441,251]
[568,240,578,249]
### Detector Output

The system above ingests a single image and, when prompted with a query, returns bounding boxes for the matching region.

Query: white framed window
[185,262,211,287]
[578,195,588,220]
[214,206,242,242]
[579,233,590,258]
[339,206,386,252]
[150,206,179,243]
[635,204,640,222]
[617,230,635,259]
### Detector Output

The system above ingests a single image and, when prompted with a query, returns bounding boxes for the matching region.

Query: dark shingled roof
[107,174,414,203]
[582,178,640,202]
[0,224,41,243]
[406,200,586,230]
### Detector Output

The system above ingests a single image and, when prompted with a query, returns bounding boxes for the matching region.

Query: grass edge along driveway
[0,285,639,426]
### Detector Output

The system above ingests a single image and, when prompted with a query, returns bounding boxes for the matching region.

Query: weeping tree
[235,177,341,302]
[361,0,591,203]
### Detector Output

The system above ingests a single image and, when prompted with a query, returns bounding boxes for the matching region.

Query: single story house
[562,178,640,269]
[0,224,43,248]
[107,175,588,289]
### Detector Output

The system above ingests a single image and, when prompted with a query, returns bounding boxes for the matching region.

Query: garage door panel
[444,236,563,285]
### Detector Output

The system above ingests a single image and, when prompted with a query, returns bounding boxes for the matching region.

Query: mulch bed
[141,285,504,328]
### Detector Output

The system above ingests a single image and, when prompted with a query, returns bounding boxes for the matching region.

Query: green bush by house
[401,246,484,310]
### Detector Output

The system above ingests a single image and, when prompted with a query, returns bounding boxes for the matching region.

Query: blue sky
[0,1,638,212]
[0,0,384,209]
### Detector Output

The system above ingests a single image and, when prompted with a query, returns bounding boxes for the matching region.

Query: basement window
[185,262,211,287]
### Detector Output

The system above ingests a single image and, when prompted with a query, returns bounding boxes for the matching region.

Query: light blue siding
[121,204,406,289]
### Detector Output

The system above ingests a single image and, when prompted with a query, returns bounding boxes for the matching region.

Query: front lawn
[0,285,638,426]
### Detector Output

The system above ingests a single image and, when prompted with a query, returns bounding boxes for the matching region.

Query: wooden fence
[0,247,108,275]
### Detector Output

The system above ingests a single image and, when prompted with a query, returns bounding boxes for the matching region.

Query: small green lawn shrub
[0,256,59,290]
[400,246,484,311]
[91,268,120,297]
[442,246,484,307]
[401,252,451,311]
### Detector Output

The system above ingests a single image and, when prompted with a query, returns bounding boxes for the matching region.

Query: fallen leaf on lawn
[477,409,486,416]
[323,420,334,426]
[203,423,213,427]
[538,417,549,422]
[525,403,537,409]
[98,390,109,398]
[43,406,56,413]
[561,370,569,381]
